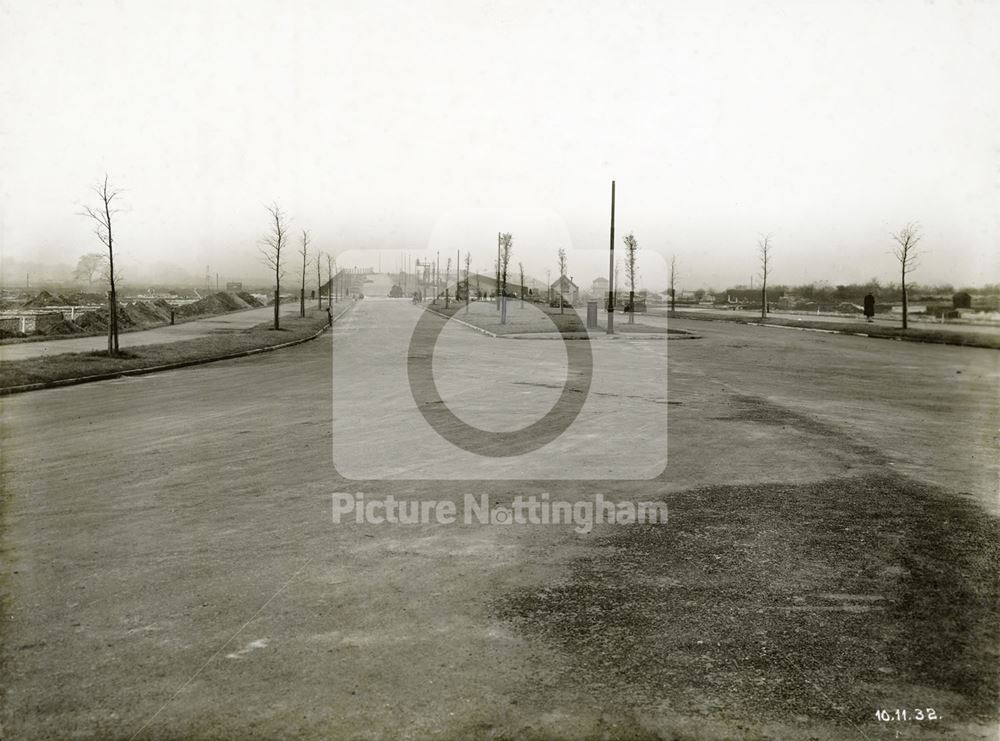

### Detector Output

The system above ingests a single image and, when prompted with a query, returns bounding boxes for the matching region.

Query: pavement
[0,302,328,362]
[1,298,997,739]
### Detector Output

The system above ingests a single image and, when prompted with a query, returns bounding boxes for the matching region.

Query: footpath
[0,302,355,395]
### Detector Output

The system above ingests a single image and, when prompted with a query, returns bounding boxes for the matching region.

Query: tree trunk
[107,291,114,355]
[761,281,767,321]
[274,286,280,330]
[901,276,908,330]
[629,289,635,324]
[300,288,305,318]
[111,289,119,353]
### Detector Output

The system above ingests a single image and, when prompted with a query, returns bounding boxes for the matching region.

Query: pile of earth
[173,291,262,318]
[10,292,262,339]
[21,290,80,308]
[38,318,86,336]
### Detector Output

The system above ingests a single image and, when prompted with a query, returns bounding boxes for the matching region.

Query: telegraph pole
[496,232,501,311]
[607,180,616,335]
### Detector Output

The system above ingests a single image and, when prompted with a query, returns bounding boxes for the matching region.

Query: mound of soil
[236,291,264,308]
[121,301,173,326]
[21,290,61,308]
[73,306,137,331]
[73,311,108,331]
[37,318,85,336]
[174,291,256,318]
[21,291,92,308]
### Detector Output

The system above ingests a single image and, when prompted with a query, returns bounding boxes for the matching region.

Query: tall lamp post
[607,180,616,335]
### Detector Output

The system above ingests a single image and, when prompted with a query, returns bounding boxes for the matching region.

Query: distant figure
[863,293,876,322]
[326,306,333,325]
[170,310,175,325]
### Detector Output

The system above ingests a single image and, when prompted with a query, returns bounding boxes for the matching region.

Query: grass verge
[426,300,681,336]
[426,300,588,335]
[0,309,333,391]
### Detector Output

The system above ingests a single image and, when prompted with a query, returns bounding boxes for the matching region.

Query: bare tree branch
[758,233,773,320]
[557,247,568,315]
[260,202,288,329]
[891,221,922,329]
[623,233,638,323]
[79,173,123,355]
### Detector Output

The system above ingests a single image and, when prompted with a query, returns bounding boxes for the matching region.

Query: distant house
[551,275,580,304]
[590,276,609,298]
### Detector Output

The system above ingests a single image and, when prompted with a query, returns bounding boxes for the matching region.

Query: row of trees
[259,202,337,331]
[482,229,646,324]
[699,223,925,327]
[77,170,929,356]
[78,175,341,356]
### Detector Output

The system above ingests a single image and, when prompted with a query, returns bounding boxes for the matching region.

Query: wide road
[2,298,997,739]
[0,304,292,362]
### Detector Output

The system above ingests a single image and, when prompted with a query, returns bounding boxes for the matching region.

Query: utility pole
[433,251,439,304]
[496,232,501,311]
[607,180,616,335]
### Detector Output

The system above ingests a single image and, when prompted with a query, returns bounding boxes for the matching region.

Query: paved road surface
[0,303,325,362]
[2,299,997,739]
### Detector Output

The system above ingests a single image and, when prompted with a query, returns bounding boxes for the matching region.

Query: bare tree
[444,257,452,308]
[758,233,773,320]
[891,222,922,329]
[326,254,334,305]
[557,247,568,315]
[316,249,324,309]
[260,202,288,330]
[464,251,471,313]
[668,254,678,313]
[73,252,107,286]
[518,261,525,307]
[80,174,123,355]
[498,232,513,324]
[298,229,310,318]
[623,233,638,324]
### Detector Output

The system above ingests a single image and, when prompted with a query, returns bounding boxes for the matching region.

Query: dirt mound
[236,291,264,308]
[72,311,107,331]
[175,292,255,318]
[39,318,86,336]
[21,290,89,308]
[73,306,137,332]
[121,301,173,326]
[21,290,60,308]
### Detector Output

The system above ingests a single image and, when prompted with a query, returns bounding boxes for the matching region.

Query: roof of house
[551,275,579,290]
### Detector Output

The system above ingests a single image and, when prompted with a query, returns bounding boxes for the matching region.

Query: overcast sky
[1,0,997,290]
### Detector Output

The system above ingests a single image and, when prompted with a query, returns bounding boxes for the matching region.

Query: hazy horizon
[2,0,997,292]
